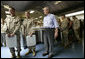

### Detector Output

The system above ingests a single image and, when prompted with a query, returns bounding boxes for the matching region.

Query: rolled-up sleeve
[53,15,59,28]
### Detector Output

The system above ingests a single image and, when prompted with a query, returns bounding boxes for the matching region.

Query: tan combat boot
[11,53,16,58]
[32,48,36,56]
[25,49,32,55]
[16,52,21,58]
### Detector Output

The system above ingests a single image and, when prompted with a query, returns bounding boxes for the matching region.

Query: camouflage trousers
[1,33,6,46]
[22,35,27,48]
[74,30,80,41]
[9,33,21,56]
[62,30,68,45]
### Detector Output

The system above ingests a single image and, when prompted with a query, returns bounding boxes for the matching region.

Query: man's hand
[28,32,33,37]
[10,33,15,37]
[54,32,58,39]
[54,28,58,39]
[8,34,11,37]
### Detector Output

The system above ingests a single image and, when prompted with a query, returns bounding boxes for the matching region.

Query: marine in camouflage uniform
[21,11,36,56]
[60,15,69,48]
[5,7,21,58]
[72,16,80,42]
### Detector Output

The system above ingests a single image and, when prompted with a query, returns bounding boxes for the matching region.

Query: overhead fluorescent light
[39,16,42,18]
[35,18,38,19]
[54,1,62,5]
[3,5,10,9]
[65,10,84,17]
[30,10,35,13]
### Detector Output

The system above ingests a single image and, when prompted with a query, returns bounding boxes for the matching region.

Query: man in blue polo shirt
[42,7,59,58]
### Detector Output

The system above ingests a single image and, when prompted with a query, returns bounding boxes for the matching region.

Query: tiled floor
[1,39,84,58]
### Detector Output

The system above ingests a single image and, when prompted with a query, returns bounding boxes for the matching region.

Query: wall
[76,14,84,21]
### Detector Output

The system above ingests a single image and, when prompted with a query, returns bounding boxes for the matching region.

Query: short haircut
[61,14,65,17]
[25,10,30,15]
[10,7,15,11]
[43,7,50,11]
[72,16,76,18]
[67,17,70,21]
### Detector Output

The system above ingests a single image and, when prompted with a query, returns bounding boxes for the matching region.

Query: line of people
[58,15,83,48]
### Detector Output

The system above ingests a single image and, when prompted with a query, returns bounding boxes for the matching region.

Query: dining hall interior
[1,1,84,58]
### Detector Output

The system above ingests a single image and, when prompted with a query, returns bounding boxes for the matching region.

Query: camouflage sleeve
[13,17,21,34]
[77,20,80,29]
[62,20,69,31]
[20,25,24,34]
[5,17,9,34]
[3,23,7,32]
[30,19,36,34]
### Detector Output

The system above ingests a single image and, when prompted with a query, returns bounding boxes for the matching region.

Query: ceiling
[1,1,84,15]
